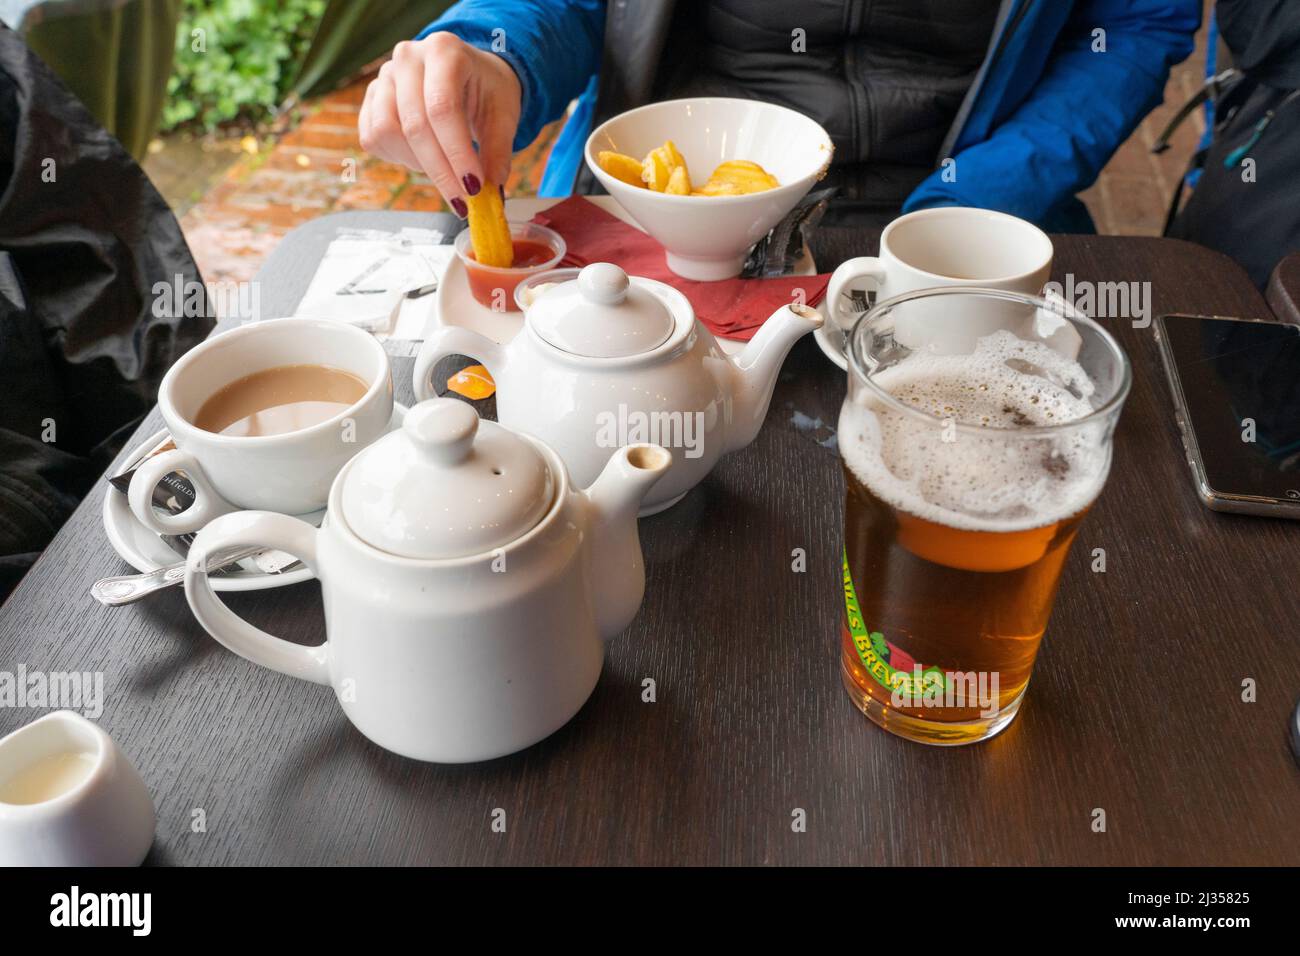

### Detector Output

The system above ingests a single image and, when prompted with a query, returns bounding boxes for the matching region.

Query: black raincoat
[0,24,212,600]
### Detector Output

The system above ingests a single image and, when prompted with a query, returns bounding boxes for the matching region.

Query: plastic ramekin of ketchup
[454,222,567,313]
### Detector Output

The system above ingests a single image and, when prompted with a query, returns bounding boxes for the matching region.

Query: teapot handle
[183,511,329,685]
[412,326,507,403]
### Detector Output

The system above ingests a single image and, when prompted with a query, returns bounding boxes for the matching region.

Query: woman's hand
[359,33,522,217]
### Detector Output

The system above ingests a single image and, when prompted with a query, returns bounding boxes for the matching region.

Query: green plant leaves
[163,0,328,133]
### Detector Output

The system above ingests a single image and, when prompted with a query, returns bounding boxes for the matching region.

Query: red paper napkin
[532,196,829,342]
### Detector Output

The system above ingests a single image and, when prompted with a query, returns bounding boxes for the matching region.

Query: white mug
[128,319,393,535]
[0,711,155,866]
[825,207,1054,353]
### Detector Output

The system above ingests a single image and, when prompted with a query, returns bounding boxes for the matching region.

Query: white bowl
[584,97,833,281]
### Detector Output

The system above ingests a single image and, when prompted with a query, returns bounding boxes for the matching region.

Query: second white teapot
[183,399,670,763]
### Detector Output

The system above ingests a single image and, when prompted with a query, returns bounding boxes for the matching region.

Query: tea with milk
[193,364,368,438]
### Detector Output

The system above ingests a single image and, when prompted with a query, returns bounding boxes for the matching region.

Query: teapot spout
[726,303,824,453]
[583,444,672,640]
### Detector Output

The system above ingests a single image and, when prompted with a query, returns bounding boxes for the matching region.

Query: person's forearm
[419,0,605,149]
[908,1,1199,223]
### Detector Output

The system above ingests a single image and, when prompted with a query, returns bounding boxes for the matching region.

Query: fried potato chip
[665,165,691,195]
[597,150,645,188]
[618,138,778,198]
[706,159,780,194]
[693,180,743,196]
[662,139,687,171]
[641,147,673,191]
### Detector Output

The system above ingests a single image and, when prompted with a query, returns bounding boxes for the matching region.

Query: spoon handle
[90,547,263,606]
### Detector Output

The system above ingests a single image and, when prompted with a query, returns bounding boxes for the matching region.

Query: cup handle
[824,257,888,331]
[183,511,329,685]
[127,448,237,535]
[412,326,506,403]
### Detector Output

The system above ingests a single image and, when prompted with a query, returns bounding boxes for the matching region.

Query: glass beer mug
[838,287,1131,744]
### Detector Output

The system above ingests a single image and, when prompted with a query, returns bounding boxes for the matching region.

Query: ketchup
[464,239,559,312]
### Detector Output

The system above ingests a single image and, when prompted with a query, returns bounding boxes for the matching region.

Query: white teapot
[183,399,670,763]
[413,263,823,514]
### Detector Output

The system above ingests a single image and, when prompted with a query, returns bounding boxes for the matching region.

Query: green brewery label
[842,549,947,698]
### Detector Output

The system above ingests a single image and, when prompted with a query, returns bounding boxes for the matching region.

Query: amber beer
[838,289,1127,745]
[841,467,1093,744]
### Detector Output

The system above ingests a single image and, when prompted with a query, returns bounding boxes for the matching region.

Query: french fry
[465,181,512,267]
[665,165,691,195]
[598,150,646,188]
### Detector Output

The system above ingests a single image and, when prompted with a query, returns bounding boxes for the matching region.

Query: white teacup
[128,319,393,535]
[825,207,1054,354]
[0,711,155,866]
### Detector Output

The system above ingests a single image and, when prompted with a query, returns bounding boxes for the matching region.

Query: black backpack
[1166,0,1300,289]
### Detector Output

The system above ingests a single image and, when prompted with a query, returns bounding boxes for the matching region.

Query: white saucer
[815,323,849,370]
[430,196,817,358]
[102,403,408,592]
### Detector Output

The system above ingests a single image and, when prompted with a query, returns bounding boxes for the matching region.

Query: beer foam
[840,331,1111,532]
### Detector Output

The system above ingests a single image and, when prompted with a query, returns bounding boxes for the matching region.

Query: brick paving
[173,77,562,286]
[171,3,1215,288]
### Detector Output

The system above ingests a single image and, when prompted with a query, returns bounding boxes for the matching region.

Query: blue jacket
[420,0,1200,232]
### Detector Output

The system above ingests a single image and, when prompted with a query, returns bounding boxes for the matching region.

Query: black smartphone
[1154,313,1300,518]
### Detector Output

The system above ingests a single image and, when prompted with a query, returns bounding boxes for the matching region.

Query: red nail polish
[462,174,481,196]
[450,197,468,218]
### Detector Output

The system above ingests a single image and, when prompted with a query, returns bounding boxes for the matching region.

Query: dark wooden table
[3,213,1298,866]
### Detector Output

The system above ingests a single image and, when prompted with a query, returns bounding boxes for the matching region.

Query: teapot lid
[527,262,676,358]
[340,399,553,559]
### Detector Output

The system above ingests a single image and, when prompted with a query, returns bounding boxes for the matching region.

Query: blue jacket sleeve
[418,0,605,151]
[905,0,1201,228]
